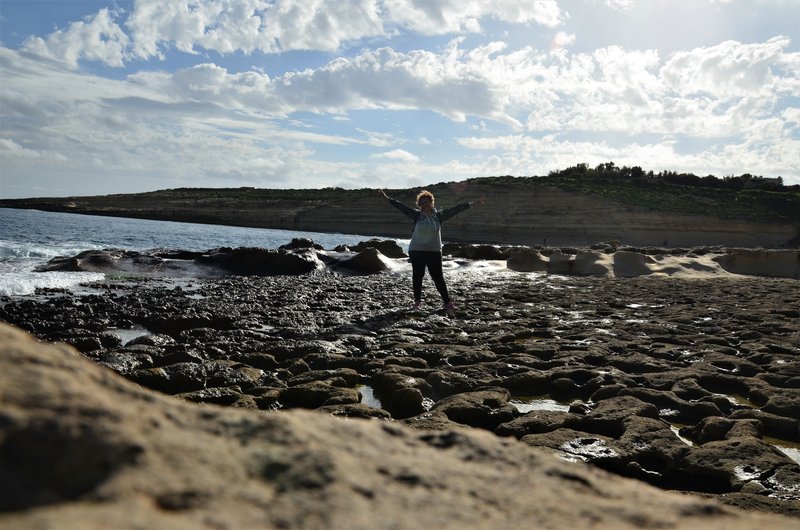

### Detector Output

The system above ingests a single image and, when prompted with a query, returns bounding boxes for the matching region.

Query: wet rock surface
[2,252,799,518]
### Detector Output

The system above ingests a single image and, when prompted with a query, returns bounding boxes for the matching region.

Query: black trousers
[409,250,450,304]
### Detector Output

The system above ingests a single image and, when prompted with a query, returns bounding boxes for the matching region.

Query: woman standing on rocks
[379,189,484,310]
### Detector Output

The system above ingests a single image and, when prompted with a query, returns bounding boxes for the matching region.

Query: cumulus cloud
[371,148,420,161]
[8,32,799,142]
[550,31,575,51]
[125,0,386,59]
[605,0,634,11]
[123,41,522,127]
[455,133,800,183]
[22,8,130,67]
[383,0,563,34]
[661,36,795,98]
[19,0,567,68]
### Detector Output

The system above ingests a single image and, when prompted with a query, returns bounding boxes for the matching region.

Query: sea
[0,207,397,298]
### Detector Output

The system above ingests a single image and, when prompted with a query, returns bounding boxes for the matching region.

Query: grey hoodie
[388,198,471,252]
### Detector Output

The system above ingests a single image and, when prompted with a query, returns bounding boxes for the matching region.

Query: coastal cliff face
[2,182,796,247]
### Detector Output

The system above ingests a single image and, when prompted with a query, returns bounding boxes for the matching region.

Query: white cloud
[270,44,522,126]
[126,0,386,59]
[605,0,634,11]
[383,0,563,34]
[550,31,575,51]
[22,8,130,67]
[8,31,799,145]
[356,129,399,147]
[0,138,41,158]
[17,1,567,68]
[2,1,799,197]
[371,148,420,161]
[661,36,795,98]
[455,133,800,183]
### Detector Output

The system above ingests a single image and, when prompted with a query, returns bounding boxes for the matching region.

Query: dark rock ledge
[33,239,800,279]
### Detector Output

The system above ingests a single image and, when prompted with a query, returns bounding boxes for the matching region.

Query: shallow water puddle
[358,385,383,409]
[669,425,694,447]
[669,424,694,446]
[108,325,150,345]
[510,396,572,413]
[712,393,757,408]
[764,437,800,466]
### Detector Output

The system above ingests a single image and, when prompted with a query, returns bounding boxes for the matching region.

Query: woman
[379,188,484,310]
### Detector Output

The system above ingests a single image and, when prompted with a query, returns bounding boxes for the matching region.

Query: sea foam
[0,271,106,297]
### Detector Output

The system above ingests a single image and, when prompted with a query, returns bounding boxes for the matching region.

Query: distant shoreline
[2,175,799,248]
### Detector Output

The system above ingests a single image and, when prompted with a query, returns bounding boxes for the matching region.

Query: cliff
[2,176,798,247]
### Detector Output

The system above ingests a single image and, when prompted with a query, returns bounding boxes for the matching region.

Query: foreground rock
[0,323,793,530]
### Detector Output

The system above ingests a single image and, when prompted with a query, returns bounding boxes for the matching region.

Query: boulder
[496,411,578,438]
[198,247,321,275]
[351,238,406,258]
[129,360,266,394]
[713,249,800,279]
[506,247,548,272]
[36,249,126,272]
[442,244,507,260]
[572,250,611,276]
[336,247,391,274]
[279,238,324,250]
[613,250,656,277]
[547,250,574,274]
[680,436,800,493]
[279,382,361,409]
[562,396,660,438]
[431,388,518,430]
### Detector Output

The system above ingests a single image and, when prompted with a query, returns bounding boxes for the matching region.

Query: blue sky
[1,0,798,199]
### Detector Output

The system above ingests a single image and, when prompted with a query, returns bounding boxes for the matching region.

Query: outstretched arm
[379,189,418,220]
[439,195,485,222]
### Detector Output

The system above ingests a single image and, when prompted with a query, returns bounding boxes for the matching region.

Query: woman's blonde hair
[416,190,434,206]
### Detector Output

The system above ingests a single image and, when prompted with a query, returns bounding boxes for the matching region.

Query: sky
[0,0,798,199]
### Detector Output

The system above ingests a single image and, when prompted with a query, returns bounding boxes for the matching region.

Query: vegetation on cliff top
[468,162,800,225]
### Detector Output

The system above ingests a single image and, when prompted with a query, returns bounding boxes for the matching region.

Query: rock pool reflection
[510,396,572,413]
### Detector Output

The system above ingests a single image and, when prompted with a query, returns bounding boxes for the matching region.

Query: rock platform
[1,242,799,526]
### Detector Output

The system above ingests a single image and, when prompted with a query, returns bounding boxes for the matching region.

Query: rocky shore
[1,240,799,526]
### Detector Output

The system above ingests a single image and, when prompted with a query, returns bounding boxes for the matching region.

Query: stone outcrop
[712,249,800,278]
[1,322,795,530]
[501,246,800,279]
[32,243,800,279]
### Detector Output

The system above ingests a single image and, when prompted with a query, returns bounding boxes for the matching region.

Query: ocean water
[0,207,393,297]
